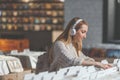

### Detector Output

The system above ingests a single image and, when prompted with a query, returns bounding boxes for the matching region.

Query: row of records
[0,10,64,17]
[0,17,64,24]
[0,24,63,31]
[0,3,63,10]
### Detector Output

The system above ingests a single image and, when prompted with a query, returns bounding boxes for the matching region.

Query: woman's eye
[82,31,85,33]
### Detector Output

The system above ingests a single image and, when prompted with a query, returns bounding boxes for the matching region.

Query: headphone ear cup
[71,29,76,36]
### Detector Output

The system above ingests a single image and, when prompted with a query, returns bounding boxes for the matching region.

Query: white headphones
[70,19,83,36]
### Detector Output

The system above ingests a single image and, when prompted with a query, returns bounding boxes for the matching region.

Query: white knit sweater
[49,41,94,71]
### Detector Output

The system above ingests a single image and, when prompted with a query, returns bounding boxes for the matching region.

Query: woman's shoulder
[54,40,72,48]
[55,40,63,43]
[54,40,64,46]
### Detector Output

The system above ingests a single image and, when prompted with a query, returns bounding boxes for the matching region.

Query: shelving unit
[0,0,64,51]
[0,0,64,31]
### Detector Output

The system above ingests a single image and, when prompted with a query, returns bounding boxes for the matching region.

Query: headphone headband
[70,19,83,36]
[72,19,83,29]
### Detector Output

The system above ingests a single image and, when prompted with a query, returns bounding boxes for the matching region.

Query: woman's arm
[80,51,112,69]
[81,60,112,69]
[80,51,95,62]
[53,41,112,69]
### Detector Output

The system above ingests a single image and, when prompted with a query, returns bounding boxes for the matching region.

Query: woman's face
[75,24,88,41]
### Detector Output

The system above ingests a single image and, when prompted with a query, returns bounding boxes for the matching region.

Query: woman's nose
[83,34,86,39]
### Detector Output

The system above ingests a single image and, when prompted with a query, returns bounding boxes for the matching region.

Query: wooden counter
[0,39,29,52]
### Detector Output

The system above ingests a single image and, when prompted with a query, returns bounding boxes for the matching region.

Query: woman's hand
[81,60,113,69]
[95,62,112,69]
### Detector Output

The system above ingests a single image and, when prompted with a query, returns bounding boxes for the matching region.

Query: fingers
[108,64,113,67]
[104,64,113,69]
[94,62,113,69]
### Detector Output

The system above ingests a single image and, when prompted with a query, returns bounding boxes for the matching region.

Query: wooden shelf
[0,0,64,31]
[0,0,64,51]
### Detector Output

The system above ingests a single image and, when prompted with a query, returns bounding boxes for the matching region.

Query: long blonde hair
[49,17,88,63]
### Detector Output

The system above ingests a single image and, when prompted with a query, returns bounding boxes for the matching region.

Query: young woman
[49,17,112,71]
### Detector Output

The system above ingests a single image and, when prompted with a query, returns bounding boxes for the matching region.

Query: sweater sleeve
[80,51,95,62]
[53,41,84,66]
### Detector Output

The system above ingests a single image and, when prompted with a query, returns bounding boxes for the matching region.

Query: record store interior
[1,0,120,80]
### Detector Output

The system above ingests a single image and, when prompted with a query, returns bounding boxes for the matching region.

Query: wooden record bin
[0,39,29,52]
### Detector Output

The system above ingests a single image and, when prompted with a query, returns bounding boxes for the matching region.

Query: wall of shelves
[0,0,64,31]
[0,0,64,51]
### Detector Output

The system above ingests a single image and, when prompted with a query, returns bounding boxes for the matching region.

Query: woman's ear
[70,28,76,36]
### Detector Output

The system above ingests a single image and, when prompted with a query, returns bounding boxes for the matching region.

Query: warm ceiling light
[59,0,64,2]
[23,0,29,3]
